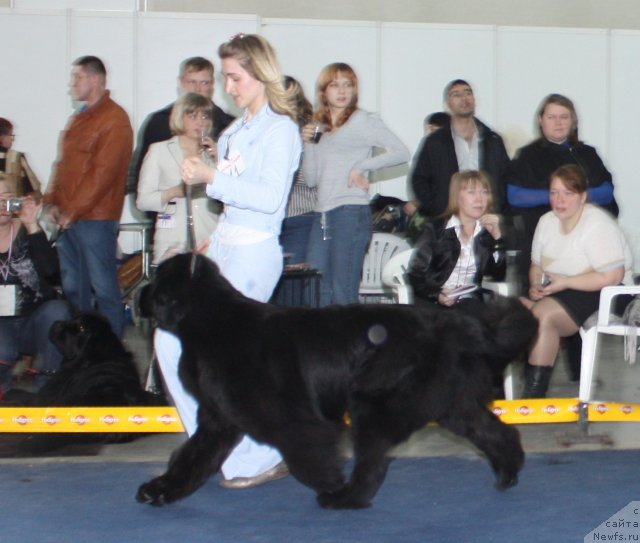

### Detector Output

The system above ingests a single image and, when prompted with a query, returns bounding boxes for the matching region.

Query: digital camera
[3,197,23,214]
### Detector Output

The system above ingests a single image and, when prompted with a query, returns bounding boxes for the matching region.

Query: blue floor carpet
[1,450,638,543]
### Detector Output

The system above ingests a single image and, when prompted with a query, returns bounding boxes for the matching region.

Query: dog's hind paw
[136,479,170,506]
[317,489,371,510]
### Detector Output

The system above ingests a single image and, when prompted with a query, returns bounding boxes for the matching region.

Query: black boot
[521,363,553,398]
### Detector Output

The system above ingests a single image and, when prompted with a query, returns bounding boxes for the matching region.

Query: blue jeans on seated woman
[0,299,71,392]
[307,205,372,307]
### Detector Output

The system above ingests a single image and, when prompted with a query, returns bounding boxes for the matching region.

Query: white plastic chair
[359,233,412,303]
[380,248,415,304]
[578,285,640,402]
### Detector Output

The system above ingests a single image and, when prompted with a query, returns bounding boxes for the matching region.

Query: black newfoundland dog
[137,253,537,509]
[1,313,164,454]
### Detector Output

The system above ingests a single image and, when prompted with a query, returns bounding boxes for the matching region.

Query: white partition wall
[135,13,259,124]
[0,9,69,184]
[495,27,610,157]
[609,30,640,259]
[380,23,497,155]
[69,10,136,116]
[262,19,380,112]
[379,23,498,198]
[1,7,639,264]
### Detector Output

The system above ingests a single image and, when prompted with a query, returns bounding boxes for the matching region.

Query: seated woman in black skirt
[520,164,633,398]
[408,169,506,318]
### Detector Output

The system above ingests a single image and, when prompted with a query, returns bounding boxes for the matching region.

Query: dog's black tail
[483,297,538,371]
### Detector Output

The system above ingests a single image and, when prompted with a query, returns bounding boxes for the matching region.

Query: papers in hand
[447,284,478,298]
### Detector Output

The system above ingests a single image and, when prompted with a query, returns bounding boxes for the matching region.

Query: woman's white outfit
[154,105,301,479]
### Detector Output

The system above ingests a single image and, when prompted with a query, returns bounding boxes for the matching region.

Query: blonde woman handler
[154,34,301,489]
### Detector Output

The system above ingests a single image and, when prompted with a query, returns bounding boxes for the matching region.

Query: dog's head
[148,253,233,332]
[49,312,123,364]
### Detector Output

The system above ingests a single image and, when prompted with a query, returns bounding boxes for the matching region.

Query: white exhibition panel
[0,8,639,262]
[0,10,69,186]
[379,23,498,156]
[261,20,407,195]
[135,12,259,127]
[609,30,640,264]
[495,26,610,157]
[68,11,136,119]
[261,19,380,113]
[378,23,497,198]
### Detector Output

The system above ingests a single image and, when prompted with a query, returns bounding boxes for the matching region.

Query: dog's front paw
[317,488,371,510]
[136,477,172,506]
[495,471,519,491]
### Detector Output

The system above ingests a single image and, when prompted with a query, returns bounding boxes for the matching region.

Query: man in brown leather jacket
[44,56,133,338]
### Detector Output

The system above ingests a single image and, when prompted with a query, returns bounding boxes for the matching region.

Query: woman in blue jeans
[0,179,70,393]
[302,63,409,306]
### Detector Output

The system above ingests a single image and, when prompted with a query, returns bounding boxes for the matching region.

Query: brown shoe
[219,462,289,490]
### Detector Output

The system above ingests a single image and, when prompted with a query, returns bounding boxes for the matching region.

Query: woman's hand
[162,184,185,205]
[538,271,566,295]
[528,271,566,300]
[301,123,316,144]
[528,283,547,301]
[196,238,210,254]
[181,157,215,185]
[479,213,502,239]
[403,200,419,217]
[348,170,369,190]
[438,289,457,307]
[201,137,218,162]
[18,196,42,234]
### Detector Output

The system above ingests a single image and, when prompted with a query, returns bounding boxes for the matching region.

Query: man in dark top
[410,79,510,217]
[128,56,235,193]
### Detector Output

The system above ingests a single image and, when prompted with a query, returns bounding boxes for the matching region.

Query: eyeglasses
[185,113,211,121]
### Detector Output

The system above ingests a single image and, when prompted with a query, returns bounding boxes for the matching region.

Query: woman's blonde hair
[218,34,298,122]
[313,62,358,130]
[169,92,213,135]
[443,170,494,219]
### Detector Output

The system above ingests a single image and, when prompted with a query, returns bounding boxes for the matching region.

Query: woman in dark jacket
[0,178,70,393]
[506,93,618,288]
[506,93,619,381]
[408,170,506,316]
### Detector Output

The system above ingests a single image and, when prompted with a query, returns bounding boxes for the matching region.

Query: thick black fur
[136,254,537,509]
[2,313,164,454]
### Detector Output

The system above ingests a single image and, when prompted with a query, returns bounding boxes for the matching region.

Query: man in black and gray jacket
[128,56,234,193]
[410,79,510,217]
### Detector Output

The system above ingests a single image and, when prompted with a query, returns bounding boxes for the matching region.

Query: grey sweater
[302,109,409,213]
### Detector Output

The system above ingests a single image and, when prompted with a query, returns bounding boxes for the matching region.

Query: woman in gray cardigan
[302,62,409,306]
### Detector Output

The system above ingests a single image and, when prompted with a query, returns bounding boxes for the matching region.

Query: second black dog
[2,313,164,454]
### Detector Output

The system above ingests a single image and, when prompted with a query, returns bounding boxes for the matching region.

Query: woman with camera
[0,177,70,394]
